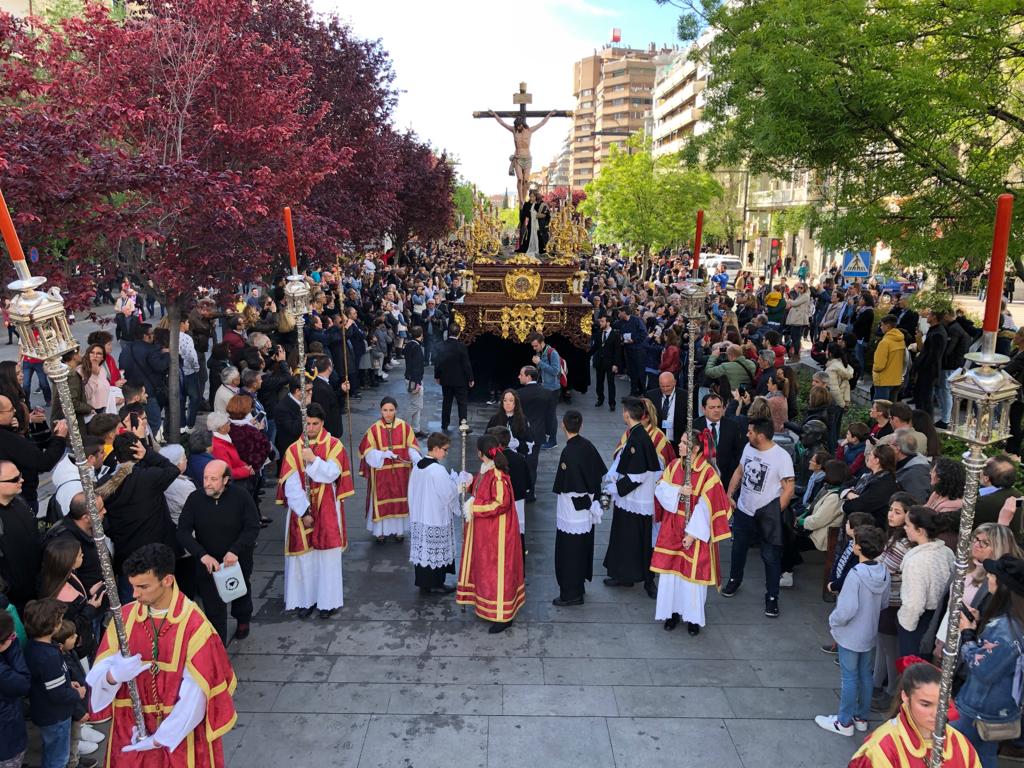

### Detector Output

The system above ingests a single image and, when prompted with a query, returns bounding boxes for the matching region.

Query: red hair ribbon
[487,446,503,458]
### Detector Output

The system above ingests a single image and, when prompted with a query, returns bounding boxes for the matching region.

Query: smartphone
[130,413,140,430]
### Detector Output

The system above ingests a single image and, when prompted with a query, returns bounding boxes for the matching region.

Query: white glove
[107,653,149,684]
[508,437,520,451]
[383,450,398,460]
[122,727,160,752]
[463,498,473,522]
[590,503,604,527]
[458,471,473,485]
[526,441,535,455]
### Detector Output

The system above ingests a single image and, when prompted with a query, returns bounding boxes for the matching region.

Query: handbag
[976,718,1021,742]
[211,562,248,604]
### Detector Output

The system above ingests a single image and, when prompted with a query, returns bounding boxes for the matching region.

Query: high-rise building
[568,43,671,188]
[1,0,36,15]
[651,36,712,158]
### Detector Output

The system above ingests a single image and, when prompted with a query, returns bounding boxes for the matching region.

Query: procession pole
[283,208,313,505]
[0,187,148,737]
[680,282,705,518]
[458,418,470,612]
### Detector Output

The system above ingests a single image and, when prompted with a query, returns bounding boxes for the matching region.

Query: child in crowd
[0,609,31,768]
[816,524,891,736]
[837,422,870,477]
[23,599,86,768]
[54,620,101,767]
[821,512,878,654]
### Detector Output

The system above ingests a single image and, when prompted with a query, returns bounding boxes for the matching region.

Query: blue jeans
[936,369,955,423]
[144,392,163,436]
[39,718,71,768]
[181,371,200,428]
[22,359,50,406]
[728,509,783,598]
[854,340,866,375]
[838,645,875,725]
[873,385,894,402]
[952,716,1000,768]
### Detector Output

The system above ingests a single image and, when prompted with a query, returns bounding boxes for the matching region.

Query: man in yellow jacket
[872,315,906,401]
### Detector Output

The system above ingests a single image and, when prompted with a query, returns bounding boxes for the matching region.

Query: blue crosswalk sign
[843,249,871,278]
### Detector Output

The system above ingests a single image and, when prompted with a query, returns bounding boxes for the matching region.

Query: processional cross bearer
[474,82,573,206]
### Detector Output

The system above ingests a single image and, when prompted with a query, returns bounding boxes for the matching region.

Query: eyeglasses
[0,474,22,483]
[972,536,991,547]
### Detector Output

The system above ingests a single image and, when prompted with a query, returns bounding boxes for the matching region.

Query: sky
[313,0,683,197]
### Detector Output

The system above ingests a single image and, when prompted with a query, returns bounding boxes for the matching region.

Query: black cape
[616,424,661,475]
[553,435,608,497]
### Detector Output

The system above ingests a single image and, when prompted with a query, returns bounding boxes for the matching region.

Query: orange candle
[983,194,1014,333]
[692,209,704,272]
[283,207,297,273]
[0,188,26,263]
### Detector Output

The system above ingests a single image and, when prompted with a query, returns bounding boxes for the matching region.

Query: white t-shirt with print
[737,443,794,516]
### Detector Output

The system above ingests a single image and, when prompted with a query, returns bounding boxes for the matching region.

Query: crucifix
[473,82,572,206]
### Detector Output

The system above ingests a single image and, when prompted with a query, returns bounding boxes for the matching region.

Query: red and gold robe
[276,428,354,554]
[848,707,980,768]
[456,466,525,622]
[91,584,237,768]
[358,417,420,523]
[651,455,732,586]
[614,423,676,467]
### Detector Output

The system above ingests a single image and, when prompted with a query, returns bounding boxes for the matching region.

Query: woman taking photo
[842,444,900,529]
[79,343,120,415]
[898,506,956,656]
[954,554,1024,767]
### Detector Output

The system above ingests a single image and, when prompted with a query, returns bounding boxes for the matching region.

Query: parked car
[703,254,744,285]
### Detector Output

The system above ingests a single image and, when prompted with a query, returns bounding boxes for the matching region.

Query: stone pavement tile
[725,718,857,768]
[613,685,734,718]
[528,621,631,658]
[524,600,630,624]
[230,652,334,683]
[427,619,531,657]
[723,686,840,719]
[387,683,503,715]
[231,680,282,712]
[719,623,829,660]
[606,717,744,768]
[227,713,369,768]
[220,711,250,765]
[343,598,468,622]
[435,656,544,685]
[357,714,488,768]
[624,622,734,659]
[501,684,619,717]
[752,660,846,689]
[329,654,438,683]
[326,620,432,656]
[271,682,393,714]
[646,658,761,688]
[542,657,653,686]
[486,716,615,768]
[228,619,340,655]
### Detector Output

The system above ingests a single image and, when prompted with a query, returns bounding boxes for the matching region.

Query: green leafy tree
[661,0,1024,276]
[579,135,721,264]
[453,180,475,224]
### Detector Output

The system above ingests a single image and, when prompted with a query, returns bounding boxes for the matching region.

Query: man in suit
[517,365,548,502]
[644,372,686,446]
[311,356,347,438]
[405,326,426,437]
[591,314,623,411]
[976,455,1022,537]
[433,324,474,432]
[272,377,305,464]
[694,392,747,485]
[616,306,647,398]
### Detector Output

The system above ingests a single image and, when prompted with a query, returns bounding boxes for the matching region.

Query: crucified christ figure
[488,109,555,205]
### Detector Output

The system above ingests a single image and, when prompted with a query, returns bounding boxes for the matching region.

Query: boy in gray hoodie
[815,525,891,737]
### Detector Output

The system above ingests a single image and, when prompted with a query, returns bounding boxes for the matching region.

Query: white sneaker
[779,572,794,588]
[78,739,100,755]
[853,717,868,732]
[80,724,105,743]
[814,715,853,736]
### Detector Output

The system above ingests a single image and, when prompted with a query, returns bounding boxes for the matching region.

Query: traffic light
[770,238,781,262]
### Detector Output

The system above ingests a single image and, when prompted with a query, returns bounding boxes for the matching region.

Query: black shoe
[319,608,337,620]
[663,613,680,631]
[609,404,616,411]
[603,577,633,587]
[296,606,316,619]
[429,585,456,595]
[488,620,513,634]
[595,400,604,408]
[233,623,250,640]
[935,420,949,430]
[721,579,741,597]
[687,622,700,636]
[764,596,780,618]
[644,581,657,599]
[552,596,584,607]
[78,757,99,768]
[871,693,891,712]
[820,642,838,655]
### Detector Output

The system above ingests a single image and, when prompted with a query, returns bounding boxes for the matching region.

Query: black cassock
[552,435,608,601]
[602,424,661,587]
[516,201,533,253]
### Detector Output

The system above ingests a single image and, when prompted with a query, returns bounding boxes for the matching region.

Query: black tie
[662,394,670,419]
[711,421,718,446]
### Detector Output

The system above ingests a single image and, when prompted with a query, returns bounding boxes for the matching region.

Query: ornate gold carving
[499,305,546,342]
[504,269,542,301]
[507,254,542,265]
[453,310,467,331]
[457,198,503,262]
[580,313,592,337]
[547,204,592,261]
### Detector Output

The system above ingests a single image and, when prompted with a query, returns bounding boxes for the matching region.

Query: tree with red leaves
[389,132,456,259]
[543,187,587,211]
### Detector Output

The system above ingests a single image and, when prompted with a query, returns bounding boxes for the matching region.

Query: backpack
[545,346,568,388]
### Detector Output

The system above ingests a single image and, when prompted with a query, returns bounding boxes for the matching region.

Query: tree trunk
[166,301,182,441]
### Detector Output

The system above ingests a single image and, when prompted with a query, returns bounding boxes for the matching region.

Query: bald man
[177,459,261,643]
[644,372,686,445]
[0,394,68,513]
[0,459,40,610]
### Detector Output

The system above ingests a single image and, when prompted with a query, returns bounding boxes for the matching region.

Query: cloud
[552,0,620,17]
[313,0,593,195]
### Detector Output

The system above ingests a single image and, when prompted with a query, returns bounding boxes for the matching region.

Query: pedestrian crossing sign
[843,249,872,278]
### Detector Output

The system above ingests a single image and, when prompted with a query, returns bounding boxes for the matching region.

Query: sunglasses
[0,474,22,483]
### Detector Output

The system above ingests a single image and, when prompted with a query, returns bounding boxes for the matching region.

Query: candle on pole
[982,194,1014,333]
[692,210,704,273]
[283,206,298,274]
[0,188,32,282]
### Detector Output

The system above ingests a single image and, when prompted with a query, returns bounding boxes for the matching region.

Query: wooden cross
[472,82,573,121]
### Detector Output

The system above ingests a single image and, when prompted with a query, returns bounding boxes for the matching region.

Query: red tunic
[358,418,420,523]
[90,585,237,768]
[276,429,354,555]
[848,708,980,768]
[651,455,733,586]
[456,466,525,622]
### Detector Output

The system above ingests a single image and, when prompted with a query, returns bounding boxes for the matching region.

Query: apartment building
[651,37,712,158]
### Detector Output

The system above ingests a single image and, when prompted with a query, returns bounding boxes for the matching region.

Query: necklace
[144,608,171,724]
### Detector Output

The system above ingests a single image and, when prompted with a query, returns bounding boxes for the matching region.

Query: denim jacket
[957,614,1024,723]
